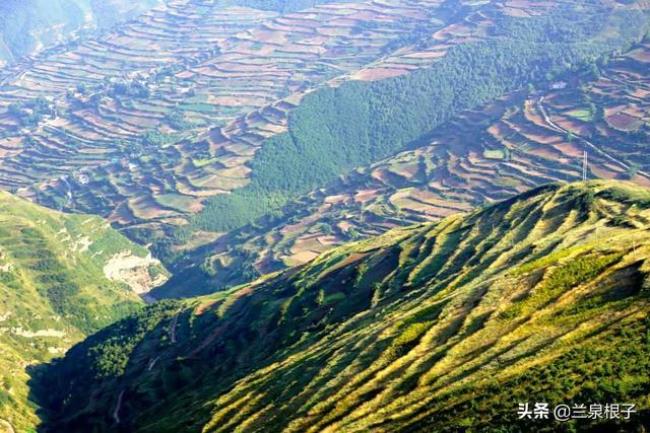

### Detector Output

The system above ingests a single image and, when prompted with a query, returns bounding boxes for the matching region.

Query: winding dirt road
[169,311,182,344]
[113,390,125,424]
[537,96,650,179]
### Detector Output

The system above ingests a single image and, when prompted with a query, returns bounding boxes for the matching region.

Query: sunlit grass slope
[0,191,164,431]
[43,181,650,433]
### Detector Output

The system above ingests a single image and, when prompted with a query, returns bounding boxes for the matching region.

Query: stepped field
[158,36,650,298]
[0,0,462,226]
[0,191,167,432]
[0,0,644,244]
[39,181,650,432]
[0,0,163,67]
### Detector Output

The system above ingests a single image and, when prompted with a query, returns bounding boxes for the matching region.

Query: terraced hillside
[0,0,163,67]
[157,37,650,297]
[0,191,167,432]
[2,0,643,235]
[39,181,650,433]
[0,0,471,223]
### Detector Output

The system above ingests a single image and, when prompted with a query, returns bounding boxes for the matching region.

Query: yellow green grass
[42,181,650,433]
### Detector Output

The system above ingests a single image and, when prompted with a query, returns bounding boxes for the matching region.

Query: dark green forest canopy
[191,5,650,233]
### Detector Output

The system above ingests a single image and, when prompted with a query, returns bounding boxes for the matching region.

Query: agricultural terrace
[0,0,487,228]
[167,40,650,293]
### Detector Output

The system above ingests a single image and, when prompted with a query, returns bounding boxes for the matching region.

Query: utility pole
[582,150,589,182]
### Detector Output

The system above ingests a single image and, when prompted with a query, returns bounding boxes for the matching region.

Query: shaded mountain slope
[40,181,650,433]
[0,191,166,431]
[0,0,162,66]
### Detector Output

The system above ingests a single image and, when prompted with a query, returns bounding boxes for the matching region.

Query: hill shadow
[25,362,54,433]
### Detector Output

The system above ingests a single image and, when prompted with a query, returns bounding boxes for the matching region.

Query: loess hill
[1,0,649,303]
[158,34,650,298]
[0,0,469,221]
[0,0,645,255]
[0,191,167,432]
[41,181,650,433]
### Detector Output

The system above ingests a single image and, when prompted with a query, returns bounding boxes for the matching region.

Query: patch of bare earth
[103,252,167,295]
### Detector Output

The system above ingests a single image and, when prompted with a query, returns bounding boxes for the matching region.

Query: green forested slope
[0,191,166,432]
[160,29,650,300]
[191,3,650,233]
[41,181,650,433]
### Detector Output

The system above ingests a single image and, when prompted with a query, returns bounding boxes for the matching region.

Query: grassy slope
[0,191,165,432]
[41,181,650,432]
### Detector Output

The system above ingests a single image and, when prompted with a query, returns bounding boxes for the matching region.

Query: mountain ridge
[38,180,650,432]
